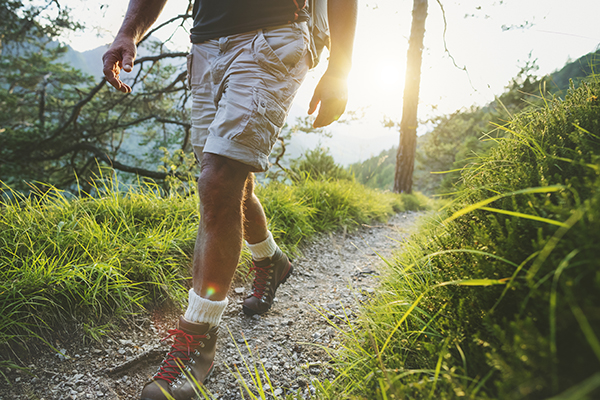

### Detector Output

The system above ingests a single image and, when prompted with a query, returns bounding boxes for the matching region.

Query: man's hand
[309,0,357,128]
[101,0,169,93]
[308,71,349,128]
[102,35,137,93]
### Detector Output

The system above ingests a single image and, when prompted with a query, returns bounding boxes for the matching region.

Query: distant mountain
[58,44,108,78]
[548,49,600,94]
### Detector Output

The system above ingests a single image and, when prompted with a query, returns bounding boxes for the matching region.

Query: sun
[347,56,406,119]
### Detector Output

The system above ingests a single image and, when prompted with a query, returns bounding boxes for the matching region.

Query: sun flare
[348,56,406,119]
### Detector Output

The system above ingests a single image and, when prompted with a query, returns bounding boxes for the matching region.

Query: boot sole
[242,262,293,316]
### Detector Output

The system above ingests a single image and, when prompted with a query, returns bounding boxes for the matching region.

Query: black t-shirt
[190,0,309,43]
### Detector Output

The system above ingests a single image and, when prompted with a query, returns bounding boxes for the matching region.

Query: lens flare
[205,286,216,298]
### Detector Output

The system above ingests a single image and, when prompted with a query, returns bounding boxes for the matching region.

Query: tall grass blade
[479,206,569,227]
[546,372,600,400]
[443,185,565,224]
[564,285,600,364]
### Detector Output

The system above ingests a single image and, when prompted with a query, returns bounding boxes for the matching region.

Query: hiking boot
[140,316,217,400]
[243,247,293,316]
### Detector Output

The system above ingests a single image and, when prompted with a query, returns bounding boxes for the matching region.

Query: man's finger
[122,51,135,73]
[313,97,347,128]
[308,92,320,115]
[102,41,136,93]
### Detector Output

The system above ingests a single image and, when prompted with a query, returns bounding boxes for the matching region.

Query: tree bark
[393,0,428,194]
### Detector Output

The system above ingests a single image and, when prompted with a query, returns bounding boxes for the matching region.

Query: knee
[197,154,250,213]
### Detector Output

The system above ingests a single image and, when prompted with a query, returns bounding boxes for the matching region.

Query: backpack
[308,0,330,68]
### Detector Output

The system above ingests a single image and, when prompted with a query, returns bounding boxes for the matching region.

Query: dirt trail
[1,211,422,400]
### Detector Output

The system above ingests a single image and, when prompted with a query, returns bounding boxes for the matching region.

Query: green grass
[324,80,600,399]
[0,172,427,351]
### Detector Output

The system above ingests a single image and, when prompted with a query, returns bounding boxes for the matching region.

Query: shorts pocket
[253,23,306,77]
[233,87,286,151]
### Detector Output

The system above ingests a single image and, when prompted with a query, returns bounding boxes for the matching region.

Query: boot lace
[154,328,207,383]
[248,261,273,299]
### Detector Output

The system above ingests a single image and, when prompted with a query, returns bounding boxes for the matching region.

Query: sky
[60,0,600,165]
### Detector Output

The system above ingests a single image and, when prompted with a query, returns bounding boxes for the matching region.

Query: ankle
[246,231,277,261]
[184,288,228,328]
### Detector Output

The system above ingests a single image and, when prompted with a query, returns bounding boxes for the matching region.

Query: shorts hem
[203,136,269,172]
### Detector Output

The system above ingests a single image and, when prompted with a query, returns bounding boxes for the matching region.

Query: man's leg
[242,174,269,246]
[190,153,252,300]
[241,174,293,315]
[141,153,251,400]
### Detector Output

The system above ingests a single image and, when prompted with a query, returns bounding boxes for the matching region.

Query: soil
[0,211,422,400]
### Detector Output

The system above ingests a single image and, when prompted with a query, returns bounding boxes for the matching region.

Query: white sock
[184,288,228,328]
[246,231,278,261]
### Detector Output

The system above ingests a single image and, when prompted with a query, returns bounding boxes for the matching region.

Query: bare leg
[242,174,269,245]
[192,153,252,301]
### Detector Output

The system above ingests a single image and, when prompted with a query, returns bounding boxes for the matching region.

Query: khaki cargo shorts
[187,22,311,172]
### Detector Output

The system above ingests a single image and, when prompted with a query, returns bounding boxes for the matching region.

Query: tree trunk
[393,0,428,194]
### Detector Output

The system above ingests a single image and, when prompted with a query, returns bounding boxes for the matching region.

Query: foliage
[289,147,353,182]
[0,174,199,346]
[0,0,196,194]
[349,147,397,191]
[0,174,427,349]
[325,79,600,399]
[0,0,80,45]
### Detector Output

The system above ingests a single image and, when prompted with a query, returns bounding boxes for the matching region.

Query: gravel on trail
[0,211,422,400]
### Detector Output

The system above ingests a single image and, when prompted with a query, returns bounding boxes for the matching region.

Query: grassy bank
[325,81,600,399]
[0,175,426,350]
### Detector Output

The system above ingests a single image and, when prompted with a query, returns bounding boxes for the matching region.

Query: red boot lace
[248,262,272,299]
[154,328,206,383]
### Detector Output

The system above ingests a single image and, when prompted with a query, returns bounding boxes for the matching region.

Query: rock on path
[0,212,421,400]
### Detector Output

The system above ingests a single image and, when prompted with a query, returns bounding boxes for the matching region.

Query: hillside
[548,48,600,94]
[330,71,600,399]
[350,48,600,194]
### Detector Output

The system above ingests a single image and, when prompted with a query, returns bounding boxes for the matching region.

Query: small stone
[274,388,283,396]
[234,287,245,294]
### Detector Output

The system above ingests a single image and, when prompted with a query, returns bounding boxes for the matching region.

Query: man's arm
[102,0,169,93]
[308,0,357,128]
